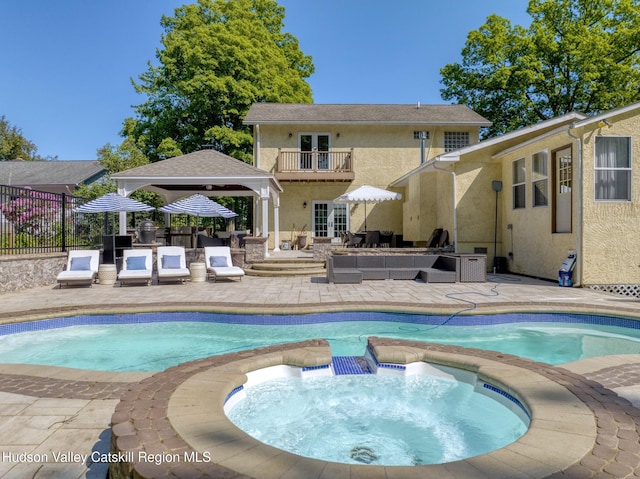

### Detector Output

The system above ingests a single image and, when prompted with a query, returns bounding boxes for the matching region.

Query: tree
[440,0,640,137]
[127,0,314,162]
[0,115,55,161]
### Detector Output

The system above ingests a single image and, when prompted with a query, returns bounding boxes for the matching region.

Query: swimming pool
[0,311,639,371]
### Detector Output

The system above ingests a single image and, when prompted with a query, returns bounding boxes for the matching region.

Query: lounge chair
[156,246,190,284]
[204,246,245,282]
[56,250,100,288]
[118,249,153,286]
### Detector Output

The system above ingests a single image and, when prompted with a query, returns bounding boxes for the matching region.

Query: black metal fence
[0,185,89,254]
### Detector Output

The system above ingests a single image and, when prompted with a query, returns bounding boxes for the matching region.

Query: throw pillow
[162,255,182,269]
[210,255,229,267]
[126,256,147,270]
[70,256,92,271]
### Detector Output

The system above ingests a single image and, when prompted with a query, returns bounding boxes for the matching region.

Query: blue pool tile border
[483,383,531,419]
[2,310,640,337]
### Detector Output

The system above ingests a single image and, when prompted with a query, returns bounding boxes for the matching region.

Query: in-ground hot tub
[110,338,599,479]
[224,358,530,466]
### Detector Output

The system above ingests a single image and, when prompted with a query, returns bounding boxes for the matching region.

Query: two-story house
[244,103,491,249]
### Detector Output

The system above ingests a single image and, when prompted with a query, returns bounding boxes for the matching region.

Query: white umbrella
[334,185,402,231]
[74,193,155,264]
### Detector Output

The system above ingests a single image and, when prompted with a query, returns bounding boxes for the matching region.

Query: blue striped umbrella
[159,194,237,219]
[74,193,155,264]
[74,192,155,214]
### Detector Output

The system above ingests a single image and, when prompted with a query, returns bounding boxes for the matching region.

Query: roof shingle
[243,103,491,126]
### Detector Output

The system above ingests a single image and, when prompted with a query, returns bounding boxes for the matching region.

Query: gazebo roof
[112,149,282,202]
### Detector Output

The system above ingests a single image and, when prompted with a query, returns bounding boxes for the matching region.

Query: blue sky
[0,1,530,160]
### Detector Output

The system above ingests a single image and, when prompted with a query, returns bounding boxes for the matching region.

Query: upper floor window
[444,131,469,152]
[595,136,631,201]
[532,151,548,207]
[513,158,526,209]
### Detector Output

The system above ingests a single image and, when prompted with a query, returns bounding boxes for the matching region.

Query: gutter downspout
[433,160,458,253]
[566,126,582,287]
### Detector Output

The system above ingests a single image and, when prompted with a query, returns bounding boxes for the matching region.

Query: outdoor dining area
[342,230,394,248]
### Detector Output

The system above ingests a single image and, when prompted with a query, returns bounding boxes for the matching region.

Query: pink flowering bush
[0,187,65,246]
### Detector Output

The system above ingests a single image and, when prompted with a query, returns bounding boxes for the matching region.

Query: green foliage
[440,0,640,137]
[0,115,56,161]
[97,137,150,174]
[128,0,314,162]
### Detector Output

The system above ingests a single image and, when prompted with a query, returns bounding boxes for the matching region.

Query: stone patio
[1,270,640,477]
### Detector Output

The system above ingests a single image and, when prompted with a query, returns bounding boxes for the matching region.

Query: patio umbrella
[159,194,238,219]
[334,185,402,231]
[159,194,238,244]
[74,192,155,263]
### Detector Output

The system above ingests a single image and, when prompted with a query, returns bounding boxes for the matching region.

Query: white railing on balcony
[277,149,353,173]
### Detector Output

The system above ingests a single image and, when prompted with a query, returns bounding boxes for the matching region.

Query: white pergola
[111,150,283,253]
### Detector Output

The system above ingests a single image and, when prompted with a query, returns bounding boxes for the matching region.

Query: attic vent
[413,131,429,140]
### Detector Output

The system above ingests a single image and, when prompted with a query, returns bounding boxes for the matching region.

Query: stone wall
[244,237,267,263]
[0,253,67,294]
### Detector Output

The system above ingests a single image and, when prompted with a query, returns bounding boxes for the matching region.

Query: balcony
[275,148,355,182]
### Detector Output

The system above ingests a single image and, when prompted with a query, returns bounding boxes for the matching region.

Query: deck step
[250,262,324,271]
[245,259,326,277]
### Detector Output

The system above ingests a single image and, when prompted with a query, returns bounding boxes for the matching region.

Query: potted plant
[291,223,308,250]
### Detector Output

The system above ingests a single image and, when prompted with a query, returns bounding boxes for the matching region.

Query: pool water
[0,312,639,371]
[226,374,528,465]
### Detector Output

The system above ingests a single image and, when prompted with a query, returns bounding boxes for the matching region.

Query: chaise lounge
[204,246,245,282]
[56,249,100,288]
[117,249,153,286]
[156,246,190,284]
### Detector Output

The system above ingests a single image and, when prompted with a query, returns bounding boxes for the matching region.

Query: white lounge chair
[156,246,190,284]
[56,250,100,288]
[118,249,153,286]
[204,246,245,282]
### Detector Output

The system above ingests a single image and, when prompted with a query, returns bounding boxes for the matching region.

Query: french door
[553,146,572,233]
[299,133,330,170]
[313,201,348,238]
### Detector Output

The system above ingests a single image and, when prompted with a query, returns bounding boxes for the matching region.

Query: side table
[98,264,117,285]
[190,262,206,283]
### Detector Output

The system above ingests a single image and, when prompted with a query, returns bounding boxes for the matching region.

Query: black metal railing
[0,185,89,254]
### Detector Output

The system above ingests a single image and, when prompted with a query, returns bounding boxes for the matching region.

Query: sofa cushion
[356,256,385,268]
[332,255,357,269]
[384,255,414,268]
[414,255,437,268]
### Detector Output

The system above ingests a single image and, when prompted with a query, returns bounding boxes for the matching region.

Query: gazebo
[111,149,283,253]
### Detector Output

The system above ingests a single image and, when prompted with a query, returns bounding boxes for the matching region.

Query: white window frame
[594,136,632,201]
[299,132,331,170]
[532,150,548,207]
[512,158,526,209]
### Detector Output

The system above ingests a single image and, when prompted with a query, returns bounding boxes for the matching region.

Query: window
[532,151,548,207]
[595,137,631,200]
[512,158,526,209]
[444,131,469,152]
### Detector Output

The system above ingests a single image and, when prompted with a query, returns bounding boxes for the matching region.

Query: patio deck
[1,270,640,478]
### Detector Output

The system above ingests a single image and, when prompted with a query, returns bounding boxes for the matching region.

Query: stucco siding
[498,132,577,281]
[579,111,640,285]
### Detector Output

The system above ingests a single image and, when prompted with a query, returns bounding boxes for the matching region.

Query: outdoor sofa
[327,254,460,284]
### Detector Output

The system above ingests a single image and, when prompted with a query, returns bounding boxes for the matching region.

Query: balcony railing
[275,149,355,181]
